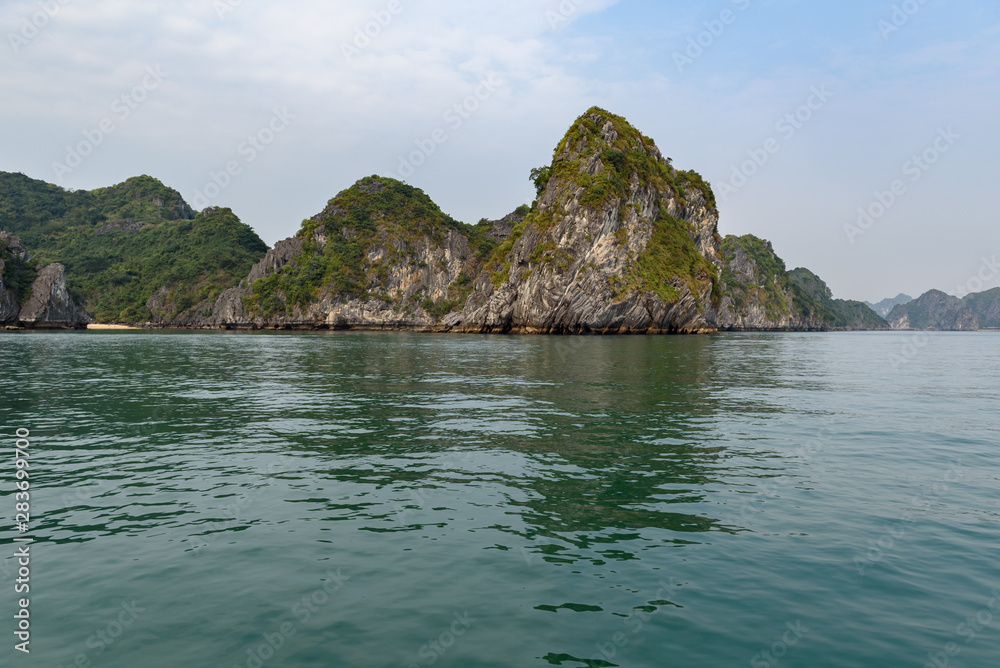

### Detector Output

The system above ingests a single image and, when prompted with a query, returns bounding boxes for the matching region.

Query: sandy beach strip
[87,324,142,330]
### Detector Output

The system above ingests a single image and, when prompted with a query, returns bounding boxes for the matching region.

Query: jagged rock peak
[18,263,90,329]
[532,107,717,216]
[480,205,530,244]
[152,107,883,334]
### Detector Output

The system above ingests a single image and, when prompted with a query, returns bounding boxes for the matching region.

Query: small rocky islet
[1,107,994,332]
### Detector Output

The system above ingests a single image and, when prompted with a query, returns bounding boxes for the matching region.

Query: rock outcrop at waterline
[0,232,90,329]
[167,107,887,333]
[443,109,722,334]
[18,263,91,328]
[167,178,486,330]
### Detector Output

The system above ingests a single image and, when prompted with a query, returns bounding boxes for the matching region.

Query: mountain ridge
[887,288,1000,330]
[1,108,897,332]
[865,293,913,318]
[0,172,267,322]
[167,108,888,333]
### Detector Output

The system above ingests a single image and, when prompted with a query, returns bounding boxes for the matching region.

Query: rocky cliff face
[710,236,887,331]
[0,232,89,328]
[18,263,91,328]
[168,108,884,334]
[481,207,528,244]
[445,109,721,334]
[887,288,1000,330]
[171,177,488,329]
[965,289,1000,329]
[0,231,30,262]
[714,235,803,330]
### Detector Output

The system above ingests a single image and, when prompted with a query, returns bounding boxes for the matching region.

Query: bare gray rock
[713,242,803,331]
[482,208,528,244]
[164,110,873,334]
[18,263,90,328]
[447,113,720,334]
[0,231,30,262]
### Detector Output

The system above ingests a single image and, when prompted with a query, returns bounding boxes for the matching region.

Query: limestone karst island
[1,108,996,332]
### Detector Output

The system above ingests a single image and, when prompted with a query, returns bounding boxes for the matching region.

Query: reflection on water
[1,331,998,667]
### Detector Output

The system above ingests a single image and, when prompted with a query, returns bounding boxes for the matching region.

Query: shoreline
[88,323,906,334]
[4,323,995,334]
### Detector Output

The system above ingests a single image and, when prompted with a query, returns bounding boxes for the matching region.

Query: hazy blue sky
[2,0,998,302]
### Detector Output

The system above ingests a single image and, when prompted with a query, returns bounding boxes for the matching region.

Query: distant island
[884,289,1000,330]
[864,294,912,318]
[1,107,996,333]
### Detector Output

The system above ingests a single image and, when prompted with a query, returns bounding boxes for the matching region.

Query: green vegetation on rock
[245,176,491,317]
[0,108,888,333]
[721,235,792,320]
[963,288,1000,329]
[529,166,552,197]
[549,107,716,214]
[494,108,723,305]
[0,172,268,322]
[0,236,36,306]
[886,288,1000,331]
[675,170,716,211]
[787,268,887,329]
[717,236,886,329]
[625,208,718,304]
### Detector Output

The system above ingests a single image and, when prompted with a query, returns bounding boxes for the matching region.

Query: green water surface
[0,331,997,667]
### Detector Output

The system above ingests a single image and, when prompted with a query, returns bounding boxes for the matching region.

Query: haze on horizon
[1,0,997,304]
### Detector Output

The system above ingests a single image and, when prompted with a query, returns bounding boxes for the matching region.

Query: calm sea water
[0,331,998,668]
